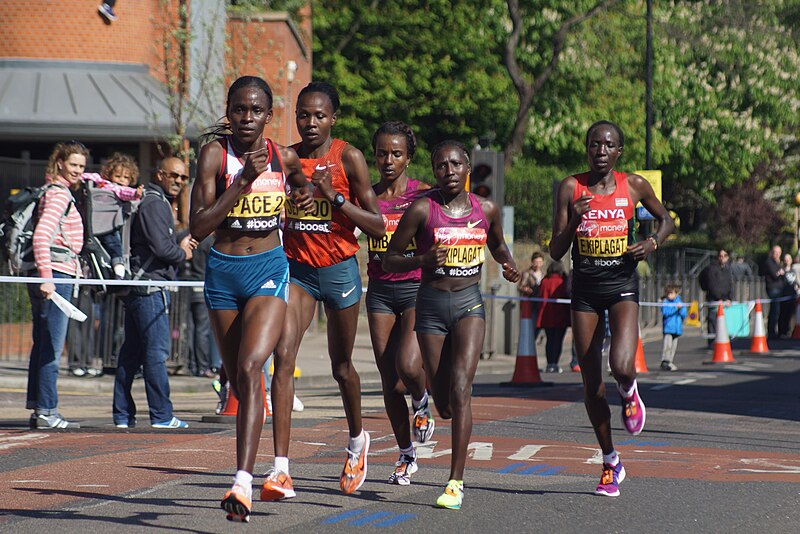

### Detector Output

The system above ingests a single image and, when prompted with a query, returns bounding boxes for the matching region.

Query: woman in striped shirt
[27,140,87,430]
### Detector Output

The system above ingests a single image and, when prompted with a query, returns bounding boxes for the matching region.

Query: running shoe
[435,479,464,510]
[660,360,678,371]
[115,419,135,429]
[293,394,305,412]
[570,362,581,372]
[221,482,252,523]
[413,401,435,443]
[594,461,626,497]
[33,414,80,429]
[340,431,370,494]
[545,364,563,374]
[260,468,296,501]
[151,416,188,429]
[387,453,418,486]
[620,383,646,435]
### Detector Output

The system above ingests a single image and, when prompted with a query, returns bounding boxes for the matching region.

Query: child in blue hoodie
[661,284,688,371]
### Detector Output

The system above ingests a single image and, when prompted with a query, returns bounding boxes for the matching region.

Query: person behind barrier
[190,76,309,522]
[518,251,544,343]
[367,121,432,486]
[112,157,194,431]
[268,81,385,501]
[26,141,87,429]
[779,253,798,337]
[660,283,687,371]
[537,261,570,373]
[549,120,674,498]
[763,245,784,339]
[698,249,732,347]
[383,139,520,510]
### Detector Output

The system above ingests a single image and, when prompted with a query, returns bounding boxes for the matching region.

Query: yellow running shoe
[435,479,464,510]
[221,482,252,522]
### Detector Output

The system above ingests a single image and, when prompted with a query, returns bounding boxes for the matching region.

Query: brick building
[0,0,312,199]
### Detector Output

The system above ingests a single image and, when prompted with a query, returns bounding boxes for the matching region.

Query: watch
[332,192,346,209]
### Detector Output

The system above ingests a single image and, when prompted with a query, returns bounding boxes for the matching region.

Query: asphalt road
[1,333,799,533]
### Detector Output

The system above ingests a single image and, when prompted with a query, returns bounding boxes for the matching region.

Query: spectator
[698,249,733,346]
[729,254,753,278]
[518,251,545,345]
[763,245,785,339]
[112,157,195,429]
[779,253,798,336]
[537,261,570,373]
[660,283,687,371]
[27,141,87,429]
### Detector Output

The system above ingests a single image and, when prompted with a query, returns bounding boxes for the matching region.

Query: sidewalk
[0,319,666,395]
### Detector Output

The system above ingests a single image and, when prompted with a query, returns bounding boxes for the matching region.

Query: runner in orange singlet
[263,82,385,500]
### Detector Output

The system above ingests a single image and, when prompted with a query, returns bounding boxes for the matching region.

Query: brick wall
[0,0,164,69]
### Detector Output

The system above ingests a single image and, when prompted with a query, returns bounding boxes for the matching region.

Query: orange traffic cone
[634,323,648,373]
[710,304,734,363]
[750,299,769,354]
[791,297,800,340]
[219,380,239,416]
[503,299,546,386]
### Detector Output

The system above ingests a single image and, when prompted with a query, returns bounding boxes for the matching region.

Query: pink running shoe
[594,461,626,497]
[621,383,646,435]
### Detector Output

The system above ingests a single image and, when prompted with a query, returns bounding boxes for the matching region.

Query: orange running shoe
[260,468,296,501]
[340,431,370,494]
[221,482,252,522]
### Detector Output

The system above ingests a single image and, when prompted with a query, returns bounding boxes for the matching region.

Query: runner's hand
[502,262,520,283]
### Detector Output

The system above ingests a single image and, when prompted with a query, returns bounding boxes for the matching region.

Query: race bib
[286,197,332,233]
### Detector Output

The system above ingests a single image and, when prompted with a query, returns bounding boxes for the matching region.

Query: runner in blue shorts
[190,76,309,523]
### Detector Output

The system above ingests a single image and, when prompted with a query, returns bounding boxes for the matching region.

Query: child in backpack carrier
[661,283,688,371]
[81,153,142,279]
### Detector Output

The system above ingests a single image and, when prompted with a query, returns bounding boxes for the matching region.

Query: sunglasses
[161,170,190,181]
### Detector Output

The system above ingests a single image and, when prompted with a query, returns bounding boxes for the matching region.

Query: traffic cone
[503,299,546,386]
[219,380,239,416]
[710,304,734,363]
[750,299,769,354]
[634,323,648,373]
[792,297,800,339]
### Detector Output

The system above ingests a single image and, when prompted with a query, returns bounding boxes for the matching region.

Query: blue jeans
[26,272,74,414]
[113,290,174,425]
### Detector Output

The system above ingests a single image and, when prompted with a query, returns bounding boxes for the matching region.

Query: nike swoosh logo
[342,286,356,298]
[315,163,336,171]
[621,292,635,297]
[467,220,480,228]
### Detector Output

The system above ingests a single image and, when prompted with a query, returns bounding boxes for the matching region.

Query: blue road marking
[372,513,417,527]
[618,439,669,446]
[350,512,394,526]
[497,462,528,473]
[322,509,367,524]
[518,464,549,475]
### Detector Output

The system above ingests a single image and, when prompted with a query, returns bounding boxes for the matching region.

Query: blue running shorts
[204,245,289,310]
[289,255,362,310]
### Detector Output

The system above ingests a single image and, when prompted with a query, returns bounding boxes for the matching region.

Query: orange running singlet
[284,139,359,268]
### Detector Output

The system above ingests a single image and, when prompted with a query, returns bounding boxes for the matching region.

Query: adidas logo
[261,280,276,289]
[231,220,242,229]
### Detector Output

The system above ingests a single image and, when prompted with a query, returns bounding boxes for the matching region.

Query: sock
[274,456,289,474]
[349,430,366,454]
[234,470,253,492]
[113,264,126,278]
[603,451,620,466]
[618,380,637,399]
[399,445,415,458]
[412,391,429,411]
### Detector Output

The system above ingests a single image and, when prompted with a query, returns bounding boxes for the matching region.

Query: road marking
[350,512,394,526]
[509,444,547,460]
[321,509,417,527]
[373,513,416,527]
[416,441,494,460]
[322,510,367,524]
[0,433,49,450]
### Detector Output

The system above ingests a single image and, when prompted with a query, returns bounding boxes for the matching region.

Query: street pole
[645,0,653,170]
[286,60,297,146]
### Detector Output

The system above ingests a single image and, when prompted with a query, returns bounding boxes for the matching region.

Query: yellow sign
[686,300,701,327]
[634,170,662,202]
